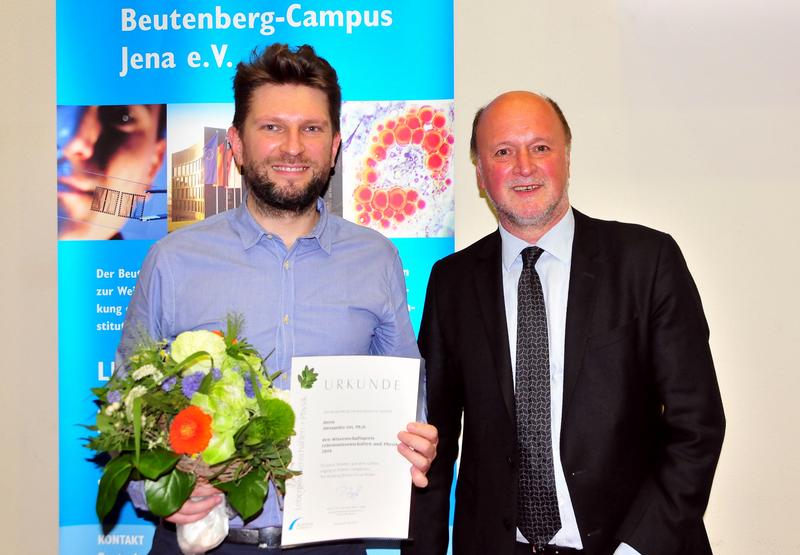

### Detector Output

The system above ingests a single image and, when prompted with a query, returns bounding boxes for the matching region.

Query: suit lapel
[563,210,600,414]
[473,231,515,423]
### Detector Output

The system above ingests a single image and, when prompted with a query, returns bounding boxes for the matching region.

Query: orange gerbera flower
[169,406,213,455]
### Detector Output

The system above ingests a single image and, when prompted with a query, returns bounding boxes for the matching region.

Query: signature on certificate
[336,485,363,500]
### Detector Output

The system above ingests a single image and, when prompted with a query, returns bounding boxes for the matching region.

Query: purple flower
[243,375,255,399]
[212,368,222,380]
[161,376,177,392]
[182,373,204,399]
[107,390,122,404]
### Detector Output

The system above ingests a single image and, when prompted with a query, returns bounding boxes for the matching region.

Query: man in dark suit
[402,92,725,555]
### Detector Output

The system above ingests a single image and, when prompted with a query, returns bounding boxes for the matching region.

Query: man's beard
[243,161,330,216]
[487,180,569,231]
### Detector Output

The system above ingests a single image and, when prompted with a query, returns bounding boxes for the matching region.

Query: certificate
[281,355,422,547]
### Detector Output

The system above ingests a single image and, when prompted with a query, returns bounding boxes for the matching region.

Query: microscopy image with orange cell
[341,101,455,238]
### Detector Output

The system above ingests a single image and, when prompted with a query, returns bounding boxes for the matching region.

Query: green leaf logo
[297,365,318,389]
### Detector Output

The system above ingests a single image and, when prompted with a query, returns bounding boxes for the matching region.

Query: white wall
[2,1,798,552]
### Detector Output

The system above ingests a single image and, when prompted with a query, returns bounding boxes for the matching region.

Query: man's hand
[164,481,224,524]
[397,422,438,488]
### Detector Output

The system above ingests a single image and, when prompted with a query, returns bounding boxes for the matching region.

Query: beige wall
[2,1,798,552]
[1,1,58,552]
[453,2,800,553]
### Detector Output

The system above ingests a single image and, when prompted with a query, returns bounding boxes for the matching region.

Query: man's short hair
[469,94,572,164]
[232,43,342,134]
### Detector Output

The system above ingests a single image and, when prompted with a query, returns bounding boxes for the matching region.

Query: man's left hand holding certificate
[282,356,426,547]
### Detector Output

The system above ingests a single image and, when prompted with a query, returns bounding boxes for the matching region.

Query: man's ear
[228,126,243,168]
[330,132,342,168]
[475,161,486,195]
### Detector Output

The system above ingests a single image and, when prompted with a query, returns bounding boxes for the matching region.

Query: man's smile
[272,164,310,173]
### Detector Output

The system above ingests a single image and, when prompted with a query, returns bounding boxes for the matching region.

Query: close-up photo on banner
[56,1,454,553]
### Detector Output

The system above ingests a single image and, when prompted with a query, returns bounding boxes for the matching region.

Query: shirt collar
[230,196,332,254]
[499,207,575,271]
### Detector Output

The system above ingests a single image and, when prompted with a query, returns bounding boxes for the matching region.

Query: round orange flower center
[169,406,212,455]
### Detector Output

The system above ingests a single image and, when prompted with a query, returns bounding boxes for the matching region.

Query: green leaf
[298,365,318,389]
[217,467,268,521]
[173,351,212,375]
[97,455,133,522]
[135,449,180,480]
[144,469,195,517]
[198,368,215,395]
[277,447,293,462]
[133,396,142,465]
[142,390,186,413]
[273,476,287,496]
[246,362,269,415]
[224,313,244,344]
[94,412,115,434]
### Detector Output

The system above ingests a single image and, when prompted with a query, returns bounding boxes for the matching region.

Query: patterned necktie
[515,246,561,545]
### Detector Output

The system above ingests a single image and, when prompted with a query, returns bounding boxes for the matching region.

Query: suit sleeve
[617,235,725,554]
[402,262,463,555]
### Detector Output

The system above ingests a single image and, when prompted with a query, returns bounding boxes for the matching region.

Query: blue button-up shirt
[120,198,419,527]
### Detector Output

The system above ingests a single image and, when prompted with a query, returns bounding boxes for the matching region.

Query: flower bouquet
[86,315,317,553]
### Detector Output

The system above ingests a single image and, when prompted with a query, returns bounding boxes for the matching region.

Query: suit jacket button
[502,517,511,530]
[506,456,513,466]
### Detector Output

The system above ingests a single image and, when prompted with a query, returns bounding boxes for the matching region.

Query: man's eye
[533,145,550,153]
[263,124,279,131]
[99,106,137,130]
[495,148,509,157]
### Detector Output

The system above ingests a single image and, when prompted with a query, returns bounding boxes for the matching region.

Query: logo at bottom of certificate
[288,517,313,531]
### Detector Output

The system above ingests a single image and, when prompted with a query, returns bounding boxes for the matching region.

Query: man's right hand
[164,482,224,524]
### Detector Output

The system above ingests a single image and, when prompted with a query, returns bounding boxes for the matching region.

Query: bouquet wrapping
[176,498,228,554]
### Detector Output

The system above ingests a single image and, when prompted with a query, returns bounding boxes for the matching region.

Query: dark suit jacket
[403,209,725,555]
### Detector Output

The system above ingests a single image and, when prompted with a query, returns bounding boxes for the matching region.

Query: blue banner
[58,1,454,553]
[57,1,453,104]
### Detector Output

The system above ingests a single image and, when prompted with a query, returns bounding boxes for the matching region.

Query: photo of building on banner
[169,110,243,232]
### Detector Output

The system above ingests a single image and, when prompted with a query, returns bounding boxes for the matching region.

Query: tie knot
[521,246,544,269]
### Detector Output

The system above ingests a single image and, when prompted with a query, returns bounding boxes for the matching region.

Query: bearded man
[120,43,437,555]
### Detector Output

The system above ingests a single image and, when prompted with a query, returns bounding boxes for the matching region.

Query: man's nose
[63,109,101,162]
[281,127,304,156]
[514,149,533,176]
